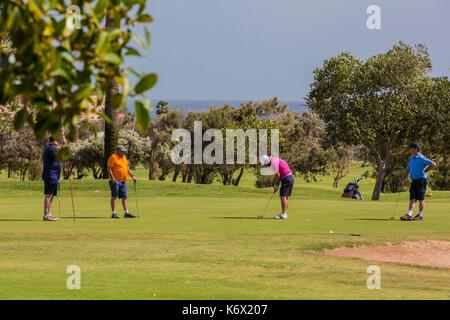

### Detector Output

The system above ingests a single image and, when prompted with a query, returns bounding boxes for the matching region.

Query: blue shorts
[280,174,295,197]
[109,181,128,199]
[410,178,427,201]
[44,179,59,196]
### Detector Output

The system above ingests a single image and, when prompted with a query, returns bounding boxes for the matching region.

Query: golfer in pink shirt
[260,155,295,219]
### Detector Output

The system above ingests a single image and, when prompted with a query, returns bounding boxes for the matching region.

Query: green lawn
[0,166,449,299]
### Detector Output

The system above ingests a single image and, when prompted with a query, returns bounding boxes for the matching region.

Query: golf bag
[341,178,364,200]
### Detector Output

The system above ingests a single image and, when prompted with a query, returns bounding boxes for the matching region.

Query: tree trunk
[102,10,119,179]
[333,178,339,188]
[232,167,244,186]
[371,160,386,200]
[173,166,180,182]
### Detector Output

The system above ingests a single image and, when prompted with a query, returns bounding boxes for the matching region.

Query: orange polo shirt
[107,152,129,182]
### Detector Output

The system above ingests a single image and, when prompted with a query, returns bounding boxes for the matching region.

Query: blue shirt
[42,145,61,181]
[408,154,433,180]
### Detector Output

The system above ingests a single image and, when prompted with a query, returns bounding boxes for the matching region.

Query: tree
[307,42,444,200]
[0,1,156,140]
[118,129,150,170]
[329,145,353,188]
[68,137,104,179]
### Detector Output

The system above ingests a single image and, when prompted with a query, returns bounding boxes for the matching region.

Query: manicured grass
[0,166,449,299]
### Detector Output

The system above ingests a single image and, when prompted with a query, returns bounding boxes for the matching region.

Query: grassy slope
[0,166,449,299]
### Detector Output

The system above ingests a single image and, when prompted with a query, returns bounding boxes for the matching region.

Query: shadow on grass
[59,216,110,220]
[0,218,42,222]
[212,216,273,220]
[345,218,398,221]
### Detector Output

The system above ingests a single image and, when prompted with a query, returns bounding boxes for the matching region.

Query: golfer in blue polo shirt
[400,142,437,221]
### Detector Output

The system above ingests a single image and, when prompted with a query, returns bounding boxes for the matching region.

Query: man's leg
[111,197,117,212]
[43,194,59,221]
[48,195,54,216]
[44,195,52,215]
[414,200,426,220]
[409,199,416,212]
[280,196,288,214]
[419,200,425,213]
[121,198,128,212]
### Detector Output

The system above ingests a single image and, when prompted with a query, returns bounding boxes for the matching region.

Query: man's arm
[273,174,280,192]
[128,168,137,182]
[108,167,117,181]
[425,160,437,173]
[401,170,409,185]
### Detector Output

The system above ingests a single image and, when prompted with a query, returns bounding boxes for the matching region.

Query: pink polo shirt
[269,156,292,179]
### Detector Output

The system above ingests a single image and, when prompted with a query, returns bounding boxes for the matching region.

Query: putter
[258,188,277,219]
[69,177,76,221]
[58,180,61,218]
[391,181,404,220]
[133,180,140,218]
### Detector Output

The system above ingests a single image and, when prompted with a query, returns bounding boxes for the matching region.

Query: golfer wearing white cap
[260,155,295,219]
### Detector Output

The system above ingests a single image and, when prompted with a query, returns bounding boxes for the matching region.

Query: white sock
[418,211,423,216]
[125,210,129,214]
[112,211,117,215]
[407,210,413,216]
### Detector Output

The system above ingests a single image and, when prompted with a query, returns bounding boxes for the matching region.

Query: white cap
[260,155,270,166]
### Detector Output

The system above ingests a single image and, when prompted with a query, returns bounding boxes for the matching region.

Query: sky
[129,0,450,102]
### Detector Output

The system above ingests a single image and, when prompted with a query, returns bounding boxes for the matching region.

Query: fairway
[0,168,449,300]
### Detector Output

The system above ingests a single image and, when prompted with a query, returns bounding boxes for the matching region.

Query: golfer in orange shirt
[107,145,137,219]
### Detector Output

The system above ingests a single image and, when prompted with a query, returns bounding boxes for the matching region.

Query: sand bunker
[326,241,450,269]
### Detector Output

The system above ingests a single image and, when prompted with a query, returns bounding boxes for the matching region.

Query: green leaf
[125,47,141,56]
[131,33,146,50]
[94,0,109,14]
[51,68,72,82]
[137,14,154,23]
[74,86,95,101]
[95,31,110,57]
[13,109,27,130]
[104,52,122,64]
[135,99,151,132]
[144,26,151,48]
[28,0,44,21]
[134,73,158,94]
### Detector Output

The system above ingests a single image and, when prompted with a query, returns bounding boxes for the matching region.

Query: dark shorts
[109,181,128,199]
[44,179,58,196]
[410,178,427,201]
[280,174,295,197]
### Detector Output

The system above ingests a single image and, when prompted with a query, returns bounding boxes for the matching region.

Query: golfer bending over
[400,142,436,221]
[107,145,137,219]
[260,155,295,220]
[42,137,62,221]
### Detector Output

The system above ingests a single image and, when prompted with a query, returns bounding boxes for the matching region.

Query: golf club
[58,180,61,218]
[257,188,277,219]
[133,180,140,218]
[391,181,404,220]
[68,176,76,221]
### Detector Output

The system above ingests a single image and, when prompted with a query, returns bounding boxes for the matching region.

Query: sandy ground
[326,241,450,269]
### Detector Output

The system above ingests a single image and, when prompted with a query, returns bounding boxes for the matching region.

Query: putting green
[0,167,449,299]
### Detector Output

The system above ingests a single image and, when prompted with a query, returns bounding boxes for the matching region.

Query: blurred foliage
[0,0,156,139]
